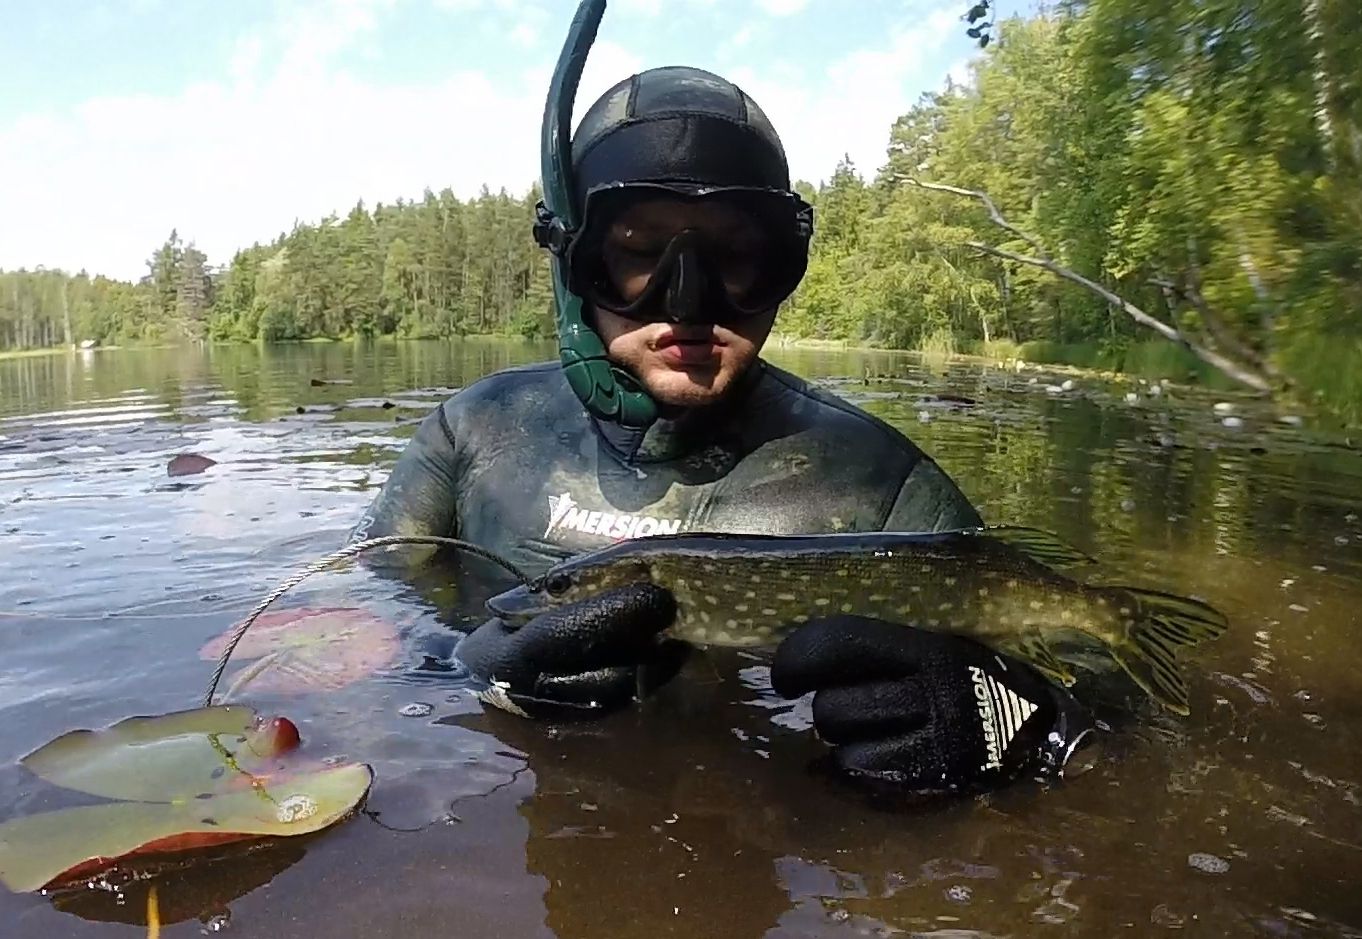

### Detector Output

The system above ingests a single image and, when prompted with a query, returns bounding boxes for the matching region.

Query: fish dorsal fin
[979,526,1095,569]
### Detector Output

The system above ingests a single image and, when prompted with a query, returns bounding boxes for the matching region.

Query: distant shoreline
[0,332,1208,385]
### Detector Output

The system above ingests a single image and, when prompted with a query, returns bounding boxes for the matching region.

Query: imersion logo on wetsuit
[544,492,684,541]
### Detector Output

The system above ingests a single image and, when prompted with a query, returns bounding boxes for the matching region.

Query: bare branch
[966,241,1273,392]
[1182,242,1278,377]
[903,176,1275,393]
[1233,236,1281,366]
[899,177,1048,257]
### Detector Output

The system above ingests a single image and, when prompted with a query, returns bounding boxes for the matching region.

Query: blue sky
[0,0,985,280]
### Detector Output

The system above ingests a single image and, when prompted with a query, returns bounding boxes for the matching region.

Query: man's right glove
[454,583,686,719]
[770,616,1096,794]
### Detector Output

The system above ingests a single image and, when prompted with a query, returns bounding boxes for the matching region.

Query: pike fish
[485,527,1229,715]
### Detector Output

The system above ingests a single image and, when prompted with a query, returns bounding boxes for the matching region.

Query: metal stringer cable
[202,535,531,706]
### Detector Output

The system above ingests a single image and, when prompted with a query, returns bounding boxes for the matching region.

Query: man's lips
[655,330,722,364]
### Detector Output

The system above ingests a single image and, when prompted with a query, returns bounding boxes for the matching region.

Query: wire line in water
[202,535,531,706]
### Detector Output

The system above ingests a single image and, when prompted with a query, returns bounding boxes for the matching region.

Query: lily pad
[198,606,401,695]
[0,707,372,893]
[167,453,216,477]
[23,706,298,803]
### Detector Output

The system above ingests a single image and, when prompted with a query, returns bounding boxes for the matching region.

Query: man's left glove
[770,616,1096,794]
[454,583,686,719]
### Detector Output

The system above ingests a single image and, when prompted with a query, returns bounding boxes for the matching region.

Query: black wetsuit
[351,358,981,575]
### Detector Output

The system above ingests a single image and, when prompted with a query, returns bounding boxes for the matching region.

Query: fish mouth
[485,584,545,623]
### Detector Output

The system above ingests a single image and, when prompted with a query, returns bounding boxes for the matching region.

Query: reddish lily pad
[167,453,216,477]
[0,706,372,893]
[198,606,401,695]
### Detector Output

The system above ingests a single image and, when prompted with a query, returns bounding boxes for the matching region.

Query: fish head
[485,552,656,625]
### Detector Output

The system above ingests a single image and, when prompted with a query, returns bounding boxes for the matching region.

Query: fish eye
[544,572,572,597]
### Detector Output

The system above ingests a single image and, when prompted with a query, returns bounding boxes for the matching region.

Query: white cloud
[0,0,554,280]
[729,3,968,185]
[722,23,757,55]
[611,0,662,15]
[755,0,809,15]
[0,0,971,280]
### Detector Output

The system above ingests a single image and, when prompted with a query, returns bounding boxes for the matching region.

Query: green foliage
[0,187,552,351]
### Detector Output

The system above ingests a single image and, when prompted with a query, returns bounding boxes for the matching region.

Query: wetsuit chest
[446,363,953,575]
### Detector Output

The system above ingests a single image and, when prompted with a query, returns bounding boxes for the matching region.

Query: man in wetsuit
[352,61,1093,794]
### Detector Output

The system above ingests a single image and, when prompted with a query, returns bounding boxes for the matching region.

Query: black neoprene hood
[570,65,794,199]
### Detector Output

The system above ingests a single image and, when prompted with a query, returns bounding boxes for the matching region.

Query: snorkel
[535,0,658,428]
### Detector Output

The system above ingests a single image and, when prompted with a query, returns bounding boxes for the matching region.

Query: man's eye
[545,573,572,596]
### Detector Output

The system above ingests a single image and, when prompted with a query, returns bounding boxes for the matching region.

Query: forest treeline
[3,1,1359,411]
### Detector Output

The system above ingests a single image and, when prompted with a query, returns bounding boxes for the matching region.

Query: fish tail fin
[1109,588,1229,716]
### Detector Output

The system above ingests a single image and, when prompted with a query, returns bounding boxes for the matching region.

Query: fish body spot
[761,608,778,616]
[860,578,874,587]
[938,602,953,612]
[700,611,712,624]
[735,603,750,613]
[898,606,913,616]
[744,590,756,600]
[792,614,809,624]
[1029,600,1044,611]
[814,597,830,606]
[835,568,850,577]
[725,618,738,629]
[750,575,763,584]
[776,592,797,602]
[705,595,720,606]
[840,603,854,613]
[909,585,922,594]
[944,576,957,587]
[977,587,990,598]
[869,594,889,602]
[1007,580,1019,589]
[1119,606,1132,616]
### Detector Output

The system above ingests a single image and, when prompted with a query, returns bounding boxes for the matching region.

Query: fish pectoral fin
[1002,635,1077,688]
[979,527,1096,569]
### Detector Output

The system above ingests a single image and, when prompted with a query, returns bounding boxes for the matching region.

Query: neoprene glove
[769,616,1095,794]
[454,583,687,718]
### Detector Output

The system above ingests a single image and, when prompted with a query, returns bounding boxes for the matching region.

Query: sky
[0,0,984,281]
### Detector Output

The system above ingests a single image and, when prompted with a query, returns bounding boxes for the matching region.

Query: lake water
[1,338,1360,938]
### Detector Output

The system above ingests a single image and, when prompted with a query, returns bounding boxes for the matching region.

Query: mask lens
[572,185,811,324]
[598,228,765,308]
[576,188,802,321]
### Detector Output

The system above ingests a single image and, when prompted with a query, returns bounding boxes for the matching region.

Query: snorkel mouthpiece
[537,0,658,429]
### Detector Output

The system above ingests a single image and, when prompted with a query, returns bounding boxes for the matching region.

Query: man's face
[590,197,777,409]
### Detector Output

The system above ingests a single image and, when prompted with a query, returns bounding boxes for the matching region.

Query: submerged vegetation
[1,1,1358,417]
